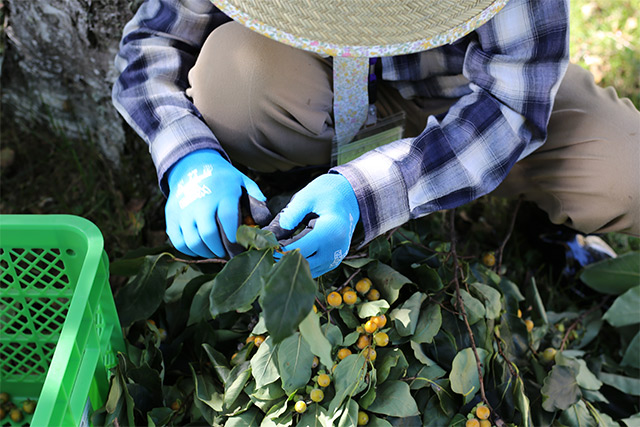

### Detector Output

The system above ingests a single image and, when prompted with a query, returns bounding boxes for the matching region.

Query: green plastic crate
[0,215,125,426]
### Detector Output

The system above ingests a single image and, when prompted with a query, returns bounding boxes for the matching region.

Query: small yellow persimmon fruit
[364,320,378,334]
[246,335,256,344]
[366,289,380,301]
[357,334,371,349]
[372,314,387,328]
[318,373,331,387]
[466,419,480,427]
[10,409,23,423]
[517,309,522,318]
[482,253,496,267]
[294,400,307,413]
[357,411,370,425]
[327,291,342,307]
[340,286,353,295]
[337,348,352,360]
[541,347,557,364]
[355,278,372,294]
[476,405,490,420]
[343,291,358,305]
[480,421,491,427]
[254,335,266,347]
[311,356,319,369]
[22,399,36,414]
[525,319,534,332]
[310,388,324,402]
[374,332,390,347]
[365,347,377,361]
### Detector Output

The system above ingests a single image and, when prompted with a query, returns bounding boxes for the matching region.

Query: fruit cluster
[0,392,36,423]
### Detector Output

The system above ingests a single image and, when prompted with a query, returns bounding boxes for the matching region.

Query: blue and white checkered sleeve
[333,0,569,244]
[112,0,231,194]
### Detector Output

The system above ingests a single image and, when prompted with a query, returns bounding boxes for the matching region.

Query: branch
[449,209,493,411]
[560,296,610,351]
[172,257,228,264]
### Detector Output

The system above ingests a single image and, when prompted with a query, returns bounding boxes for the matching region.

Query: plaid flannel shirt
[113,0,569,244]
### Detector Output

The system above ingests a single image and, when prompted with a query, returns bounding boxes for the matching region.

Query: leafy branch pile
[95,209,640,426]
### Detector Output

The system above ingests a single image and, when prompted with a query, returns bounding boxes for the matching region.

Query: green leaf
[525,277,548,325]
[250,336,280,388]
[622,330,640,369]
[359,366,377,409]
[224,361,252,407]
[449,347,489,404]
[367,381,419,417]
[412,303,442,344]
[422,395,452,427]
[203,343,231,384]
[188,278,215,325]
[407,363,447,390]
[261,250,316,343]
[558,400,597,427]
[470,282,502,320]
[299,311,333,368]
[555,352,602,391]
[603,286,640,327]
[412,264,444,292]
[297,403,333,427]
[622,413,640,427]
[357,300,390,318]
[598,372,640,396]
[337,399,359,427]
[369,235,392,264]
[580,251,640,295]
[514,376,531,427]
[367,415,393,427]
[236,225,279,250]
[367,261,412,304]
[329,353,368,414]
[277,332,314,394]
[210,249,273,317]
[164,264,202,303]
[115,254,171,327]
[191,364,224,413]
[452,290,485,326]
[342,257,376,269]
[541,365,582,411]
[390,292,426,336]
[226,406,263,426]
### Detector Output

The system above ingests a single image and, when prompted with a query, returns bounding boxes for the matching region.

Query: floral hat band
[212,0,510,144]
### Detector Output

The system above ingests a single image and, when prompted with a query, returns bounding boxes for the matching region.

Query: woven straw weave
[217,0,497,47]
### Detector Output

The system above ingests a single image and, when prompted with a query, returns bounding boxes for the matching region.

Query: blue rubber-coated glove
[166,149,271,259]
[265,173,360,278]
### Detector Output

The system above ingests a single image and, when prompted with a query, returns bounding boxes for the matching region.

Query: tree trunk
[1,0,138,165]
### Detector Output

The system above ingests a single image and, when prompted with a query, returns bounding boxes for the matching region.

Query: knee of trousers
[496,65,640,236]
[187,21,335,172]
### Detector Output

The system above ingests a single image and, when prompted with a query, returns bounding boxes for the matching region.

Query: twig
[496,197,522,272]
[344,253,369,260]
[494,332,518,378]
[449,209,493,411]
[560,296,610,351]
[172,257,228,264]
[338,268,361,291]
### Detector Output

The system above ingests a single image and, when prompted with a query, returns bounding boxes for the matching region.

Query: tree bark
[1,0,138,165]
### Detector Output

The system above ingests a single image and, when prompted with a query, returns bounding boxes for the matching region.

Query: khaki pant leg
[493,64,640,235]
[186,21,334,173]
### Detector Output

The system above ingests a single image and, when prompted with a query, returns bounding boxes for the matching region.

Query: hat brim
[212,0,510,57]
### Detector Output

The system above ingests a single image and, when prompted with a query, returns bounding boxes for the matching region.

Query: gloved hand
[165,149,271,258]
[265,173,360,278]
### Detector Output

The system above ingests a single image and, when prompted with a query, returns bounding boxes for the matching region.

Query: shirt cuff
[151,114,228,196]
[331,138,416,245]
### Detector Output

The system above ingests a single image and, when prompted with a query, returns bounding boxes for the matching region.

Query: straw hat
[211,0,510,144]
